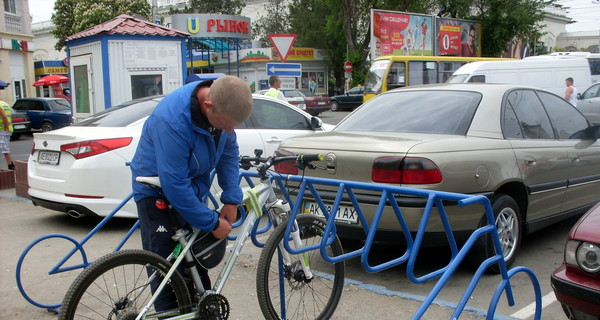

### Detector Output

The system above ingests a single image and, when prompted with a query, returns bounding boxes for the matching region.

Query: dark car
[330,86,364,111]
[551,202,600,320]
[12,98,73,132]
[281,89,331,116]
[9,107,31,140]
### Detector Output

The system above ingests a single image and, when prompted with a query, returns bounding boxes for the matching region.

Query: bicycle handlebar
[239,151,324,174]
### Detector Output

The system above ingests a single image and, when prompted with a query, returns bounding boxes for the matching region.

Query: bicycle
[58,151,345,320]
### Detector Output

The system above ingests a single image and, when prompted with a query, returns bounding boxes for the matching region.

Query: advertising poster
[436,18,482,57]
[371,10,433,59]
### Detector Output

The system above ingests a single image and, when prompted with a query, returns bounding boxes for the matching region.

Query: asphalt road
[1,110,574,319]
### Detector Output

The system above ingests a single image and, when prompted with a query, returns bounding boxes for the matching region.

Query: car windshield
[75,97,162,127]
[364,59,390,95]
[335,90,481,135]
[298,89,317,97]
[446,74,468,83]
[48,99,72,111]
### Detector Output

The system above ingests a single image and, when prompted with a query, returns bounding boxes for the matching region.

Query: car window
[468,75,486,83]
[581,84,600,99]
[75,99,161,127]
[505,90,554,139]
[250,99,310,130]
[537,91,589,139]
[30,101,45,111]
[335,90,481,135]
[348,87,363,95]
[282,90,301,98]
[12,101,27,111]
[48,100,71,111]
[503,104,523,139]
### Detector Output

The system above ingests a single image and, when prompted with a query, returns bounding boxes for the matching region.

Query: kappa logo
[156,225,168,233]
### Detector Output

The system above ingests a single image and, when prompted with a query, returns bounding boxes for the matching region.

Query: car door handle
[266,138,283,143]
[525,159,537,166]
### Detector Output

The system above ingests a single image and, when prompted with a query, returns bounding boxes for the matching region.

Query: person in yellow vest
[264,75,286,101]
[0,99,14,170]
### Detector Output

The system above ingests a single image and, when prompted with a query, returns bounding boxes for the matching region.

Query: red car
[551,202,600,320]
[281,89,331,116]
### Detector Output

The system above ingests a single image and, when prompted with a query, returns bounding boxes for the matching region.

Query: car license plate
[318,101,326,105]
[14,124,26,130]
[303,201,358,224]
[38,150,61,165]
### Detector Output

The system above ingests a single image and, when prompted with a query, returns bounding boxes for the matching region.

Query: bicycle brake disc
[198,293,230,320]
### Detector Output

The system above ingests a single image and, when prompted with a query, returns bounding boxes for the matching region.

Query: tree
[169,0,245,15]
[51,0,151,51]
[252,0,290,43]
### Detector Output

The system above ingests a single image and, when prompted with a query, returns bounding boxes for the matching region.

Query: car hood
[569,202,600,242]
[279,130,488,154]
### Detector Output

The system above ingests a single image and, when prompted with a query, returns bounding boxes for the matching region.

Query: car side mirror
[310,116,322,130]
[577,93,582,100]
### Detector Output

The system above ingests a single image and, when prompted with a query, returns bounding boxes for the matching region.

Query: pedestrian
[263,75,286,101]
[130,75,252,309]
[564,77,578,106]
[0,99,14,170]
[62,88,71,103]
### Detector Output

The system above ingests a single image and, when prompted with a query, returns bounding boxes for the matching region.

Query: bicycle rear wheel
[59,249,192,320]
[256,214,345,320]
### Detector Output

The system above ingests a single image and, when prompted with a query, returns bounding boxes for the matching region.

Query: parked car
[275,83,600,272]
[28,94,333,218]
[258,89,331,116]
[329,86,364,111]
[9,107,31,141]
[577,82,600,124]
[12,97,73,132]
[551,202,600,320]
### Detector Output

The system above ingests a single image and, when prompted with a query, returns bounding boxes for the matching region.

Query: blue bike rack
[16,169,541,319]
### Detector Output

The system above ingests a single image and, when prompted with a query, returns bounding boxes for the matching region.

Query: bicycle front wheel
[256,214,345,320]
[59,249,192,320]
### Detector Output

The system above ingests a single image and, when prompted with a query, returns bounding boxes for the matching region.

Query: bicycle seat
[136,176,162,189]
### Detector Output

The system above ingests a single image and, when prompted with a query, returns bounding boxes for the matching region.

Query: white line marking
[510,291,557,319]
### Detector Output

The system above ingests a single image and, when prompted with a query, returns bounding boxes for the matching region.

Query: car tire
[41,122,54,132]
[331,101,340,112]
[10,133,21,141]
[469,194,522,274]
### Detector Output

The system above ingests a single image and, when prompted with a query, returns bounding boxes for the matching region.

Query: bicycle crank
[198,293,230,320]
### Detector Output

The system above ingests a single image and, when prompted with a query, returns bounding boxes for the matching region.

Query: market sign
[171,14,252,39]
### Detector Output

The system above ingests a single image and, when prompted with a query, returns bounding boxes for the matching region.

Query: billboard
[436,18,482,57]
[370,10,433,59]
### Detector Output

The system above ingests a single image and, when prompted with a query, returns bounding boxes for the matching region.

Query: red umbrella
[33,74,69,87]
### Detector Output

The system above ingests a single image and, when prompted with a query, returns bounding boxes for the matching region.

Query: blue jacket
[130,81,242,231]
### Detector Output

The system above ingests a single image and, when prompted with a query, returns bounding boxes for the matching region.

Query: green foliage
[252,0,290,42]
[51,0,151,51]
[169,0,245,15]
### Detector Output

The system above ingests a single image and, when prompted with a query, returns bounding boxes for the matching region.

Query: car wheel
[469,194,522,274]
[331,101,340,112]
[10,133,21,141]
[41,122,54,132]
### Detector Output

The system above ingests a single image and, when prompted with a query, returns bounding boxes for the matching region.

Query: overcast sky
[28,0,599,32]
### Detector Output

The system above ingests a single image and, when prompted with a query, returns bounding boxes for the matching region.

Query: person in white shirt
[564,77,578,106]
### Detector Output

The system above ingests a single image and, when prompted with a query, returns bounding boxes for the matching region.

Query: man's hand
[219,204,238,224]
[212,217,232,239]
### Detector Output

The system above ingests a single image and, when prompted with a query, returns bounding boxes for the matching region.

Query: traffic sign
[269,34,297,62]
[266,63,302,77]
[344,61,353,73]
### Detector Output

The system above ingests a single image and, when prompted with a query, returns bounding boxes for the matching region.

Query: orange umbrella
[33,74,69,87]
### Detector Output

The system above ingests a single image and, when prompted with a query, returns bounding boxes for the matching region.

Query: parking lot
[0,111,579,319]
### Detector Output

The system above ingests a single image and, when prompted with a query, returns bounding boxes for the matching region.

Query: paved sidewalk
[1,188,490,320]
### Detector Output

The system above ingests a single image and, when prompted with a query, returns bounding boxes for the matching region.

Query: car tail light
[61,138,133,159]
[31,141,36,155]
[11,117,26,122]
[372,157,442,184]
[274,150,298,175]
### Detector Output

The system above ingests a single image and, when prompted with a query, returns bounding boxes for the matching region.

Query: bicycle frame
[136,171,313,319]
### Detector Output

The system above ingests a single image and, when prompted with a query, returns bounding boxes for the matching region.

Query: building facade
[1,0,35,105]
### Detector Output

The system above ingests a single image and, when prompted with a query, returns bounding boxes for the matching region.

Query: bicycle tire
[256,214,345,320]
[59,249,192,320]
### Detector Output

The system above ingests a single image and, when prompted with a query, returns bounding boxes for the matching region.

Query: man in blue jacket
[130,75,252,303]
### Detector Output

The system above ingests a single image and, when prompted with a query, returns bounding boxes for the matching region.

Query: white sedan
[28,94,333,218]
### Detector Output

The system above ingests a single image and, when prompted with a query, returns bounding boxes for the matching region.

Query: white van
[447,57,593,96]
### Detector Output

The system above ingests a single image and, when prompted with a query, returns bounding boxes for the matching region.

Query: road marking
[510,291,556,319]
